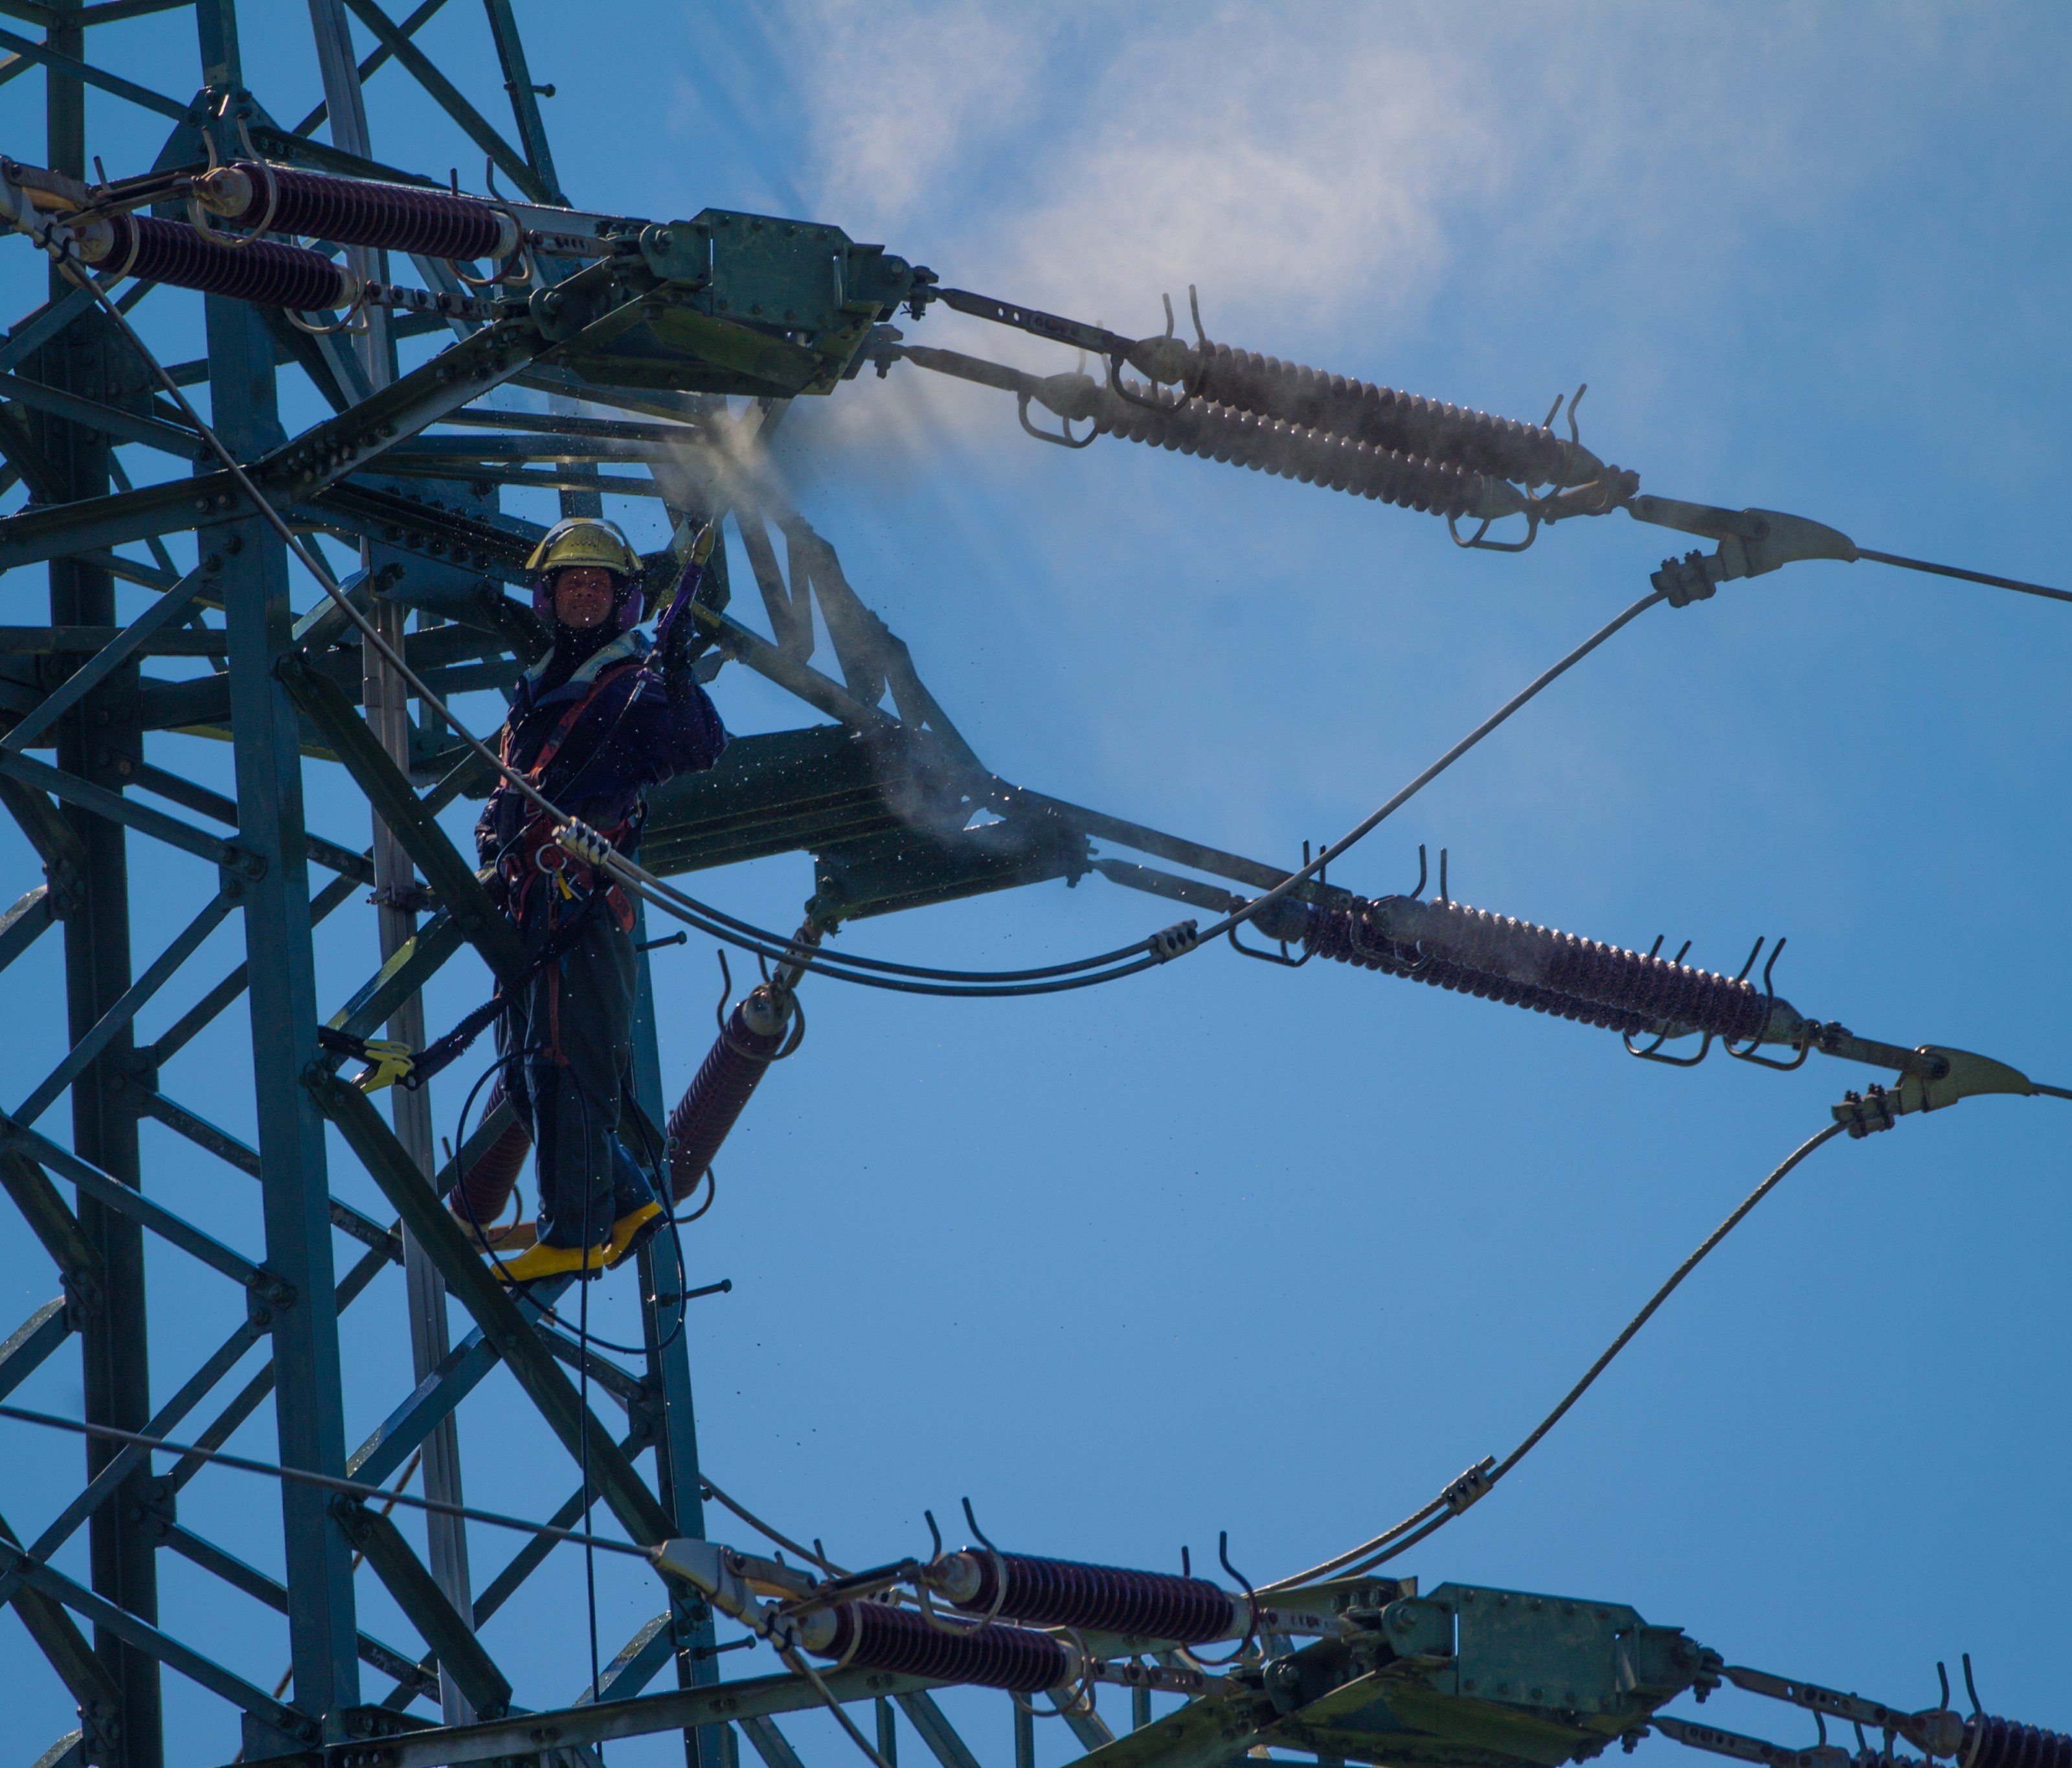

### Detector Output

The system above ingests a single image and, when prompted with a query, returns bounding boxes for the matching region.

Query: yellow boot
[492,1237,611,1283]
[603,1201,663,1269]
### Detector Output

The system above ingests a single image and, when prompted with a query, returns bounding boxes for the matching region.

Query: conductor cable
[1261,1118,1849,1593]
[49,254,1659,1003]
[574,588,1669,991]
[0,1401,651,1560]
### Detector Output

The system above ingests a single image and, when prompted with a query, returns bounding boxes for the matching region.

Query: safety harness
[321,643,657,1093]
[496,647,649,932]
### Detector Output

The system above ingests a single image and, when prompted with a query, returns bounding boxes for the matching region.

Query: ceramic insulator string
[1183,341,1603,487]
[951,1550,1241,1644]
[81,212,354,309]
[816,1602,1068,1695]
[1089,380,1508,520]
[196,161,517,263]
[664,990,790,1203]
[447,1077,532,1224]
[1964,1715,2072,1768]
[1301,894,1772,1044]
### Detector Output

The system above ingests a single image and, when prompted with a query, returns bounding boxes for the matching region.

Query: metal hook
[484,153,502,201]
[1816,1714,1829,1747]
[1625,1027,1715,1068]
[1438,847,1449,904]
[456,198,531,289]
[1227,921,1309,967]
[713,948,734,1035]
[960,1496,1000,1554]
[1106,353,1173,413]
[1962,1654,1981,1717]
[913,1505,1004,1636]
[1180,1545,1190,1578]
[1447,504,1542,554]
[1218,1532,1252,1596]
[1178,1533,1259,1668]
[1726,934,1808,1070]
[1016,390,1098,448]
[1160,291,1175,341]
[1626,930,1708,1062]
[1189,284,1208,348]
[1566,383,1588,447]
[1410,844,1428,899]
[1541,393,1564,431]
[1936,1662,1952,1714]
[282,284,371,337]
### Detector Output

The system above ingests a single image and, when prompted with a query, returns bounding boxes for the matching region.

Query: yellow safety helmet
[525,517,644,580]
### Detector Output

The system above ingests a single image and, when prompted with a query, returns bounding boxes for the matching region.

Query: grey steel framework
[3,8,2069,1768]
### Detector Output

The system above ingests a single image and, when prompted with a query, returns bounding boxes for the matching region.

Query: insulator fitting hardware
[1632,498,1860,602]
[1830,1046,2039,1136]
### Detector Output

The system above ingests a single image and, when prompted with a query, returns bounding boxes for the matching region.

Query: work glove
[655,519,717,695]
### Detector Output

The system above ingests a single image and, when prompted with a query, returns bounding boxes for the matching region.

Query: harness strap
[502,657,647,790]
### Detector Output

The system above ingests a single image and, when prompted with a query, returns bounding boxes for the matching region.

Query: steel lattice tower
[3,10,2069,1768]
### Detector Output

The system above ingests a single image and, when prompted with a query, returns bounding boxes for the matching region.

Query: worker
[462,514,728,1281]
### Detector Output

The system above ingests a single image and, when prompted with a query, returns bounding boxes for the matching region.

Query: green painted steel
[0,13,1906,1768]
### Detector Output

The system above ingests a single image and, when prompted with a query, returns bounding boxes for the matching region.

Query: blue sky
[3,5,2069,1763]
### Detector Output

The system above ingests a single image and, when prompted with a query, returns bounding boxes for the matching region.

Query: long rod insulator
[1302,893,1772,1044]
[931,1549,1245,1645]
[1184,342,1608,489]
[815,1601,1069,1694]
[196,161,519,263]
[1965,1714,2072,1768]
[446,1077,531,1224]
[664,987,791,1203]
[1093,381,1521,522]
[76,212,354,309]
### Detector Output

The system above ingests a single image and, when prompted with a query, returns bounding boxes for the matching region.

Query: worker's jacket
[477,627,726,926]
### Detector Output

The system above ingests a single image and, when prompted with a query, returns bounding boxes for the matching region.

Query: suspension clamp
[1833,1085,1898,1137]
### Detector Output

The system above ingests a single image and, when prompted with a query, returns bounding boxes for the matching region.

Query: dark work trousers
[499,901,640,1249]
